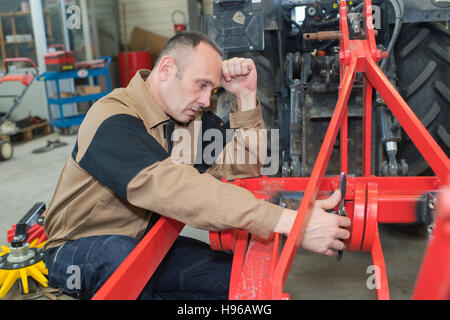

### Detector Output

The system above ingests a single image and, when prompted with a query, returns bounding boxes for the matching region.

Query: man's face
[159,42,222,123]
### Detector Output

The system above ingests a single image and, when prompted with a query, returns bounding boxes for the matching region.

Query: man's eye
[199,82,207,89]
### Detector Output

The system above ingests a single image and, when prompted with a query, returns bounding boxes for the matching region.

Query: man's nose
[198,91,211,108]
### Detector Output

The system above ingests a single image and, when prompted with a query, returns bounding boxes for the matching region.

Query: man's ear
[157,56,177,81]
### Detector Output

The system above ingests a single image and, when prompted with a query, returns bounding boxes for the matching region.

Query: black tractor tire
[0,139,13,161]
[215,52,276,129]
[394,23,450,176]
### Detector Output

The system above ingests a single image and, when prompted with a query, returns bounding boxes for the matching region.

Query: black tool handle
[11,202,46,247]
[336,172,346,261]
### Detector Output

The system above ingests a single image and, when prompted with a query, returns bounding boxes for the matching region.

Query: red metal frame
[412,179,450,300]
[92,218,184,300]
[225,176,443,300]
[93,0,449,300]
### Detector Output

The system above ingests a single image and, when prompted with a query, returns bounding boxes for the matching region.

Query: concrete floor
[0,131,429,300]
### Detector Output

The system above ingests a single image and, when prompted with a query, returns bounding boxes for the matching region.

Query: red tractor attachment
[92,0,449,300]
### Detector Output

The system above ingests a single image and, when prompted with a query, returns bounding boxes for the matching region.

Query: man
[43,31,351,300]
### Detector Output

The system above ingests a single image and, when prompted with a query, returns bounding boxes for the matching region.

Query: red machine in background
[0,58,38,161]
[118,50,152,87]
[44,44,75,72]
[92,0,450,300]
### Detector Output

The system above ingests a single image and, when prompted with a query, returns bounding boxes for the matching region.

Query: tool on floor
[0,203,48,298]
[336,172,347,261]
[32,139,68,154]
[22,287,63,300]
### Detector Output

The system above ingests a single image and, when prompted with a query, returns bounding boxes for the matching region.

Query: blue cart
[37,56,112,130]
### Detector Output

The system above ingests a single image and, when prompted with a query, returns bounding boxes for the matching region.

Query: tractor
[202,0,449,179]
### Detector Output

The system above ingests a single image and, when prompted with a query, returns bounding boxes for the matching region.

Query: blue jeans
[43,235,232,300]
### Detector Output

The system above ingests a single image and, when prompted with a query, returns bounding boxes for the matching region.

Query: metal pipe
[303,29,378,41]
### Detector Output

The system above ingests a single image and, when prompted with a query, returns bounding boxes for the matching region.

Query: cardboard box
[52,91,75,99]
[128,27,169,67]
[76,85,101,96]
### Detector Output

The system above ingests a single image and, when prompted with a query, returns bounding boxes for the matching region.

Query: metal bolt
[427,223,436,235]
[428,196,436,210]
[307,7,317,16]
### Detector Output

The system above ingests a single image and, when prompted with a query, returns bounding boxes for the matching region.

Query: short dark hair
[155,31,223,77]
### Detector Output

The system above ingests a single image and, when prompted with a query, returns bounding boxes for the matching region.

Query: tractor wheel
[395,23,450,176]
[215,52,276,129]
[0,140,13,161]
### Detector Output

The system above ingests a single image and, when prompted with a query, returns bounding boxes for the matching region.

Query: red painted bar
[92,218,184,300]
[272,57,357,299]
[371,224,390,300]
[365,58,450,184]
[412,182,450,299]
[229,230,248,299]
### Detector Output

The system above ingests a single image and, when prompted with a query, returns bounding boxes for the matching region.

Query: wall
[92,0,120,57]
[202,0,214,15]
[117,0,189,43]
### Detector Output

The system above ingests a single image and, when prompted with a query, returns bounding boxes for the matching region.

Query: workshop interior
[0,0,449,301]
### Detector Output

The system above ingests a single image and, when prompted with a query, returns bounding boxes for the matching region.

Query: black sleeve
[194,111,230,173]
[75,114,169,199]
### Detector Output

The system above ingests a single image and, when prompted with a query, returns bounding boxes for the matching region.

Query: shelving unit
[0,9,54,67]
[37,56,112,129]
